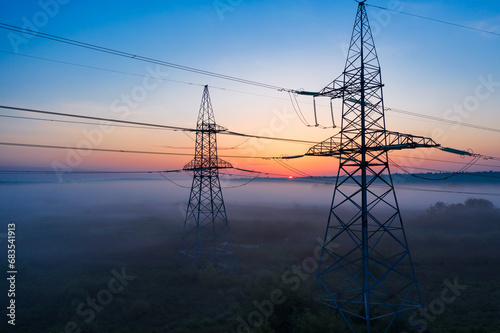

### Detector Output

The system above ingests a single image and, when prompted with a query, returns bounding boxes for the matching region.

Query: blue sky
[0,0,499,174]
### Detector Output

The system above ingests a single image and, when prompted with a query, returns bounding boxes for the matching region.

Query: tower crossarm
[305,130,440,157]
[381,130,440,151]
[183,157,233,171]
[312,2,429,330]
[197,123,228,132]
[317,74,345,98]
[177,85,236,271]
[304,133,344,156]
[296,74,351,99]
[317,77,377,99]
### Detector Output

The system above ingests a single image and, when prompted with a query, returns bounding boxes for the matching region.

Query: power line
[366,4,500,37]
[3,167,500,197]
[0,114,165,131]
[0,167,292,179]
[389,158,500,180]
[273,159,312,177]
[0,105,319,145]
[273,175,500,197]
[0,141,193,157]
[389,155,483,180]
[387,108,500,134]
[0,105,195,132]
[395,186,500,197]
[220,173,262,189]
[2,51,499,137]
[0,170,162,174]
[157,171,190,189]
[288,92,332,129]
[0,49,295,103]
[0,23,292,91]
[2,108,499,170]
[1,17,498,141]
[223,130,316,145]
[0,114,287,150]
[0,49,207,88]
[0,168,262,189]
[6,137,494,170]
[0,141,277,160]
[391,154,500,169]
[1,49,341,131]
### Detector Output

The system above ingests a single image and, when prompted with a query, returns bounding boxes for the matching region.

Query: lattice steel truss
[177,85,236,271]
[304,2,439,332]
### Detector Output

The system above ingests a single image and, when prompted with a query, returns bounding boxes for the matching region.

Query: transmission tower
[297,1,439,332]
[176,85,236,271]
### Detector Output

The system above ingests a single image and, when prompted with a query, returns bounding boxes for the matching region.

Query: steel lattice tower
[176,85,236,271]
[299,1,439,332]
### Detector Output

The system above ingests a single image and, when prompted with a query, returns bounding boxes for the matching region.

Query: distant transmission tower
[177,85,236,271]
[298,1,439,331]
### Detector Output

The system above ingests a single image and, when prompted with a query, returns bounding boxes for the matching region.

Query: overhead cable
[287,92,335,130]
[0,105,319,145]
[389,155,483,180]
[0,141,281,160]
[0,170,161,174]
[0,50,295,102]
[0,23,292,91]
[366,4,500,37]
[0,105,196,132]
[0,114,164,130]
[2,50,498,136]
[386,108,500,134]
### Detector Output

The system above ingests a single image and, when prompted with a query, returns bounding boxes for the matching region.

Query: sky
[0,0,499,177]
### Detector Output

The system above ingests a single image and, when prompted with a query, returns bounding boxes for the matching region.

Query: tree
[464,198,494,212]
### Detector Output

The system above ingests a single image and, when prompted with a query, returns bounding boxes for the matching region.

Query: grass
[1,199,499,332]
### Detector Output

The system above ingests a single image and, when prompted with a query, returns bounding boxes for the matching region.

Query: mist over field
[0,173,499,332]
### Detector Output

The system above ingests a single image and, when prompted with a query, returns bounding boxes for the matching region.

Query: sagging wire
[0,170,161,174]
[388,154,482,181]
[180,129,251,150]
[288,91,311,127]
[219,171,262,189]
[273,158,312,177]
[365,3,500,38]
[0,104,320,145]
[0,23,290,91]
[288,92,336,129]
[329,98,336,128]
[234,167,297,179]
[0,140,307,160]
[157,171,190,189]
[158,167,264,189]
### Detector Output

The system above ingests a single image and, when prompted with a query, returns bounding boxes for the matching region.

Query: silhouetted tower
[298,1,439,331]
[177,85,236,271]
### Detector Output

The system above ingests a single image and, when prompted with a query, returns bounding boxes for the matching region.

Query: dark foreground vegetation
[1,199,499,332]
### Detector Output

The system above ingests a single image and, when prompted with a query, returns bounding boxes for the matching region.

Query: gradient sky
[0,0,499,176]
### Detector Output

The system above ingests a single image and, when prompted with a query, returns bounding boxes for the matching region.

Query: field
[1,188,499,333]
